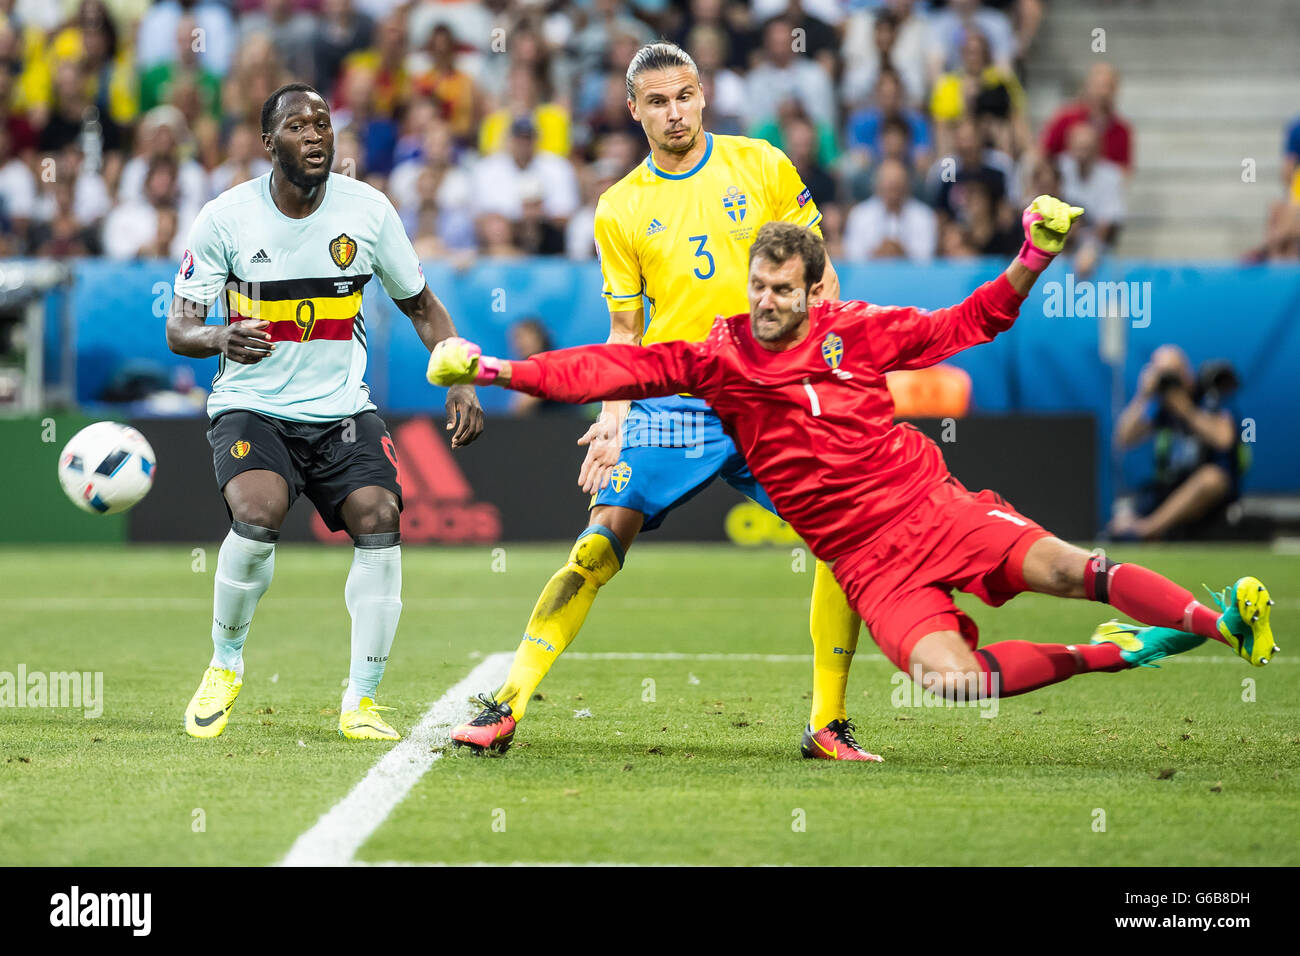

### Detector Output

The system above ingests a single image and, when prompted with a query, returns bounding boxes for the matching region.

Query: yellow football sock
[495,526,624,719]
[808,559,861,729]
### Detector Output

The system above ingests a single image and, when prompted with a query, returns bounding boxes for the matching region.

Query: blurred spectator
[1058,121,1124,276]
[339,9,410,119]
[1284,112,1300,196]
[0,120,33,249]
[929,0,1016,72]
[566,156,621,261]
[925,116,1013,223]
[0,37,38,156]
[744,15,835,130]
[958,177,1019,255]
[206,122,271,197]
[218,33,286,134]
[781,112,836,209]
[571,0,654,82]
[763,0,838,67]
[930,27,1027,156]
[32,141,111,249]
[846,67,932,167]
[238,0,317,83]
[751,97,838,169]
[841,2,936,111]
[1041,62,1132,174]
[843,157,936,263]
[514,178,565,256]
[668,0,756,72]
[508,316,575,415]
[39,57,127,189]
[472,115,578,224]
[687,23,746,136]
[140,13,221,117]
[477,210,522,258]
[818,199,845,261]
[33,177,94,256]
[582,73,644,159]
[137,0,236,77]
[117,105,207,213]
[332,64,398,176]
[389,118,472,231]
[479,63,569,158]
[102,153,191,259]
[1110,346,1243,541]
[311,0,373,96]
[938,218,977,258]
[413,24,477,145]
[849,114,926,202]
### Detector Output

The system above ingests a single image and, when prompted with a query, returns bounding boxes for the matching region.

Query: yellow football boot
[184,666,242,738]
[339,698,401,741]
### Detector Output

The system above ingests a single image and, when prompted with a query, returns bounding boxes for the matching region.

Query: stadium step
[1026,0,1299,259]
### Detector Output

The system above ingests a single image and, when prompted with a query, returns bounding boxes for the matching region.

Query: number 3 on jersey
[688,235,715,280]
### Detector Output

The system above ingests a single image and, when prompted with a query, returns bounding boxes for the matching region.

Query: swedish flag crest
[722,185,747,223]
[610,461,632,493]
[821,332,844,369]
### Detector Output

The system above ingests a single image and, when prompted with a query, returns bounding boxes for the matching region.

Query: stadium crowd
[0,0,1139,269]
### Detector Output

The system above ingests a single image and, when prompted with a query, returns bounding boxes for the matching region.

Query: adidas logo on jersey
[645,219,666,236]
[250,249,272,263]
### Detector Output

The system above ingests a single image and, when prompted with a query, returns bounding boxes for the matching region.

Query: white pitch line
[279,652,512,868]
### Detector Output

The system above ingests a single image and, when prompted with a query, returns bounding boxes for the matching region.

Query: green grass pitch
[1,543,1296,866]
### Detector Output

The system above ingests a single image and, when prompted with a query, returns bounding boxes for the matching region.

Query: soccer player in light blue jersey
[166,84,484,741]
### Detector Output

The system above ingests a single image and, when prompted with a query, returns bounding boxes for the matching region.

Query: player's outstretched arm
[869,195,1083,372]
[577,305,643,495]
[427,337,709,405]
[395,286,484,447]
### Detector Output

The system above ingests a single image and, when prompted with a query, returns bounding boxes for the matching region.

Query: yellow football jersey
[593,133,824,346]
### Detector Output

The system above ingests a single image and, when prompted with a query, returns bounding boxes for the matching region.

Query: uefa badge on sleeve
[179,248,195,279]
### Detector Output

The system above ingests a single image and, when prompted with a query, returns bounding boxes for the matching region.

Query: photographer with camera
[1108,345,1244,541]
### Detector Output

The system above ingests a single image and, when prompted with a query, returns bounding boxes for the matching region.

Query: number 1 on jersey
[802,377,822,417]
[688,234,715,280]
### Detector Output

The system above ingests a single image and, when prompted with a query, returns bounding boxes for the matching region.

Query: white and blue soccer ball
[57,422,157,515]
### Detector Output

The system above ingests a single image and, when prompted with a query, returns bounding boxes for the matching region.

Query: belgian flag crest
[329,233,357,270]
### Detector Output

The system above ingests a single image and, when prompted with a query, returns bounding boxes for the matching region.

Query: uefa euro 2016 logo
[722,185,747,223]
[821,332,844,369]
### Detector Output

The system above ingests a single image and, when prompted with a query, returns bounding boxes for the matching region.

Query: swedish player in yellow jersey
[452,42,878,761]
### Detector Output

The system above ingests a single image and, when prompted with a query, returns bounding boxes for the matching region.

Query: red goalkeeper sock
[974,641,1125,697]
[1083,556,1222,641]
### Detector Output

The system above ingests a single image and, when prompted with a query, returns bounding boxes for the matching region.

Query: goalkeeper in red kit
[429,196,1277,724]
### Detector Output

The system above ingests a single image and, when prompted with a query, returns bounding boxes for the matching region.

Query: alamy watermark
[1,666,103,718]
[890,667,1000,718]
[1041,274,1152,328]
[623,408,707,459]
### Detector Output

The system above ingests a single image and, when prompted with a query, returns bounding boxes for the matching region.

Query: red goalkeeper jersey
[508,274,1027,562]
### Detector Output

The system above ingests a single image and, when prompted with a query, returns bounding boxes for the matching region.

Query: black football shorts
[207,409,402,532]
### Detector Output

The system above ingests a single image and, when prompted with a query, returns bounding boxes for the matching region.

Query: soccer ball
[57,422,157,514]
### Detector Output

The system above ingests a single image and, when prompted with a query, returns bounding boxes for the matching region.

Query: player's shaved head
[262,83,334,192]
[261,83,322,136]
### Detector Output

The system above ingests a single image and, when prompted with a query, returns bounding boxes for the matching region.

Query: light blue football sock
[209,522,278,679]
[342,536,402,711]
